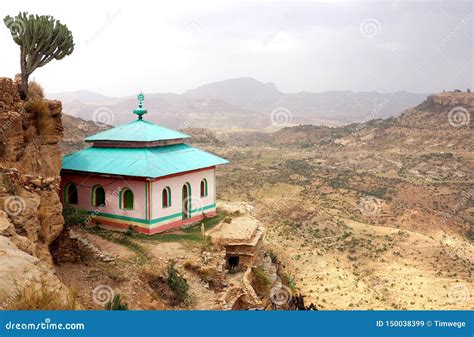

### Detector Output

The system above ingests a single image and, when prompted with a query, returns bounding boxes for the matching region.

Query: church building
[60,93,228,234]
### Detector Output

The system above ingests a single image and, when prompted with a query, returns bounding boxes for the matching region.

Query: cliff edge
[0,77,71,308]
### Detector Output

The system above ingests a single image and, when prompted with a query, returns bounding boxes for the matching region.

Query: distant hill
[269,92,473,152]
[61,114,111,155]
[50,78,429,129]
[186,78,428,124]
[185,77,282,112]
[48,90,121,105]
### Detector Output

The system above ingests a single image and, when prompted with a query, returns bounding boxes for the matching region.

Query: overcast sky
[0,0,472,96]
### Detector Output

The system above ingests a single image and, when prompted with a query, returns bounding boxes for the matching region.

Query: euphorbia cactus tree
[4,12,74,99]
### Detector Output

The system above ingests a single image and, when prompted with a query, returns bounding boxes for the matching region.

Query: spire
[133,92,148,120]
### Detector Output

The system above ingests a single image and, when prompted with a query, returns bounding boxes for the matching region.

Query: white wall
[151,168,216,221]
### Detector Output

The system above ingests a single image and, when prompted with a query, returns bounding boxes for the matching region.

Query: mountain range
[48,78,429,130]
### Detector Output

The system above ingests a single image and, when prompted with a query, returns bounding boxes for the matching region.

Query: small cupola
[84,93,190,148]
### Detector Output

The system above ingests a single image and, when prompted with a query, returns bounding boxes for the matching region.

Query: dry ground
[55,227,225,310]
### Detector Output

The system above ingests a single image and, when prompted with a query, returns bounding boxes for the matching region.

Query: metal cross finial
[137,92,145,108]
[133,92,148,120]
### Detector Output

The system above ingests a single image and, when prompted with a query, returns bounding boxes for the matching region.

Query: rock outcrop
[0,77,69,308]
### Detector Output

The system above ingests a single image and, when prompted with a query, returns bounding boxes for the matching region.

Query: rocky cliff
[0,77,70,308]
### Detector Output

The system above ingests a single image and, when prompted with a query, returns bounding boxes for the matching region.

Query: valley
[58,91,473,310]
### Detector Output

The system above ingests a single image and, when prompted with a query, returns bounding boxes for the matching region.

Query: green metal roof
[85,119,190,143]
[62,143,228,178]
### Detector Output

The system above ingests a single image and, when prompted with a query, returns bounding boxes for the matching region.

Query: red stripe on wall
[92,211,217,235]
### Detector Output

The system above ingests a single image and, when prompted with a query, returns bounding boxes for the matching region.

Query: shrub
[167,262,189,305]
[28,80,44,100]
[26,98,49,118]
[63,205,89,228]
[6,279,78,310]
[466,230,474,242]
[1,173,18,194]
[251,266,271,297]
[281,273,297,292]
[105,294,128,310]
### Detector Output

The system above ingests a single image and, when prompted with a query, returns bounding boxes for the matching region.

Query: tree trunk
[19,73,29,100]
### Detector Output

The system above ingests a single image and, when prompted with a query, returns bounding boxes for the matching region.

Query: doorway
[227,255,240,270]
[182,183,191,219]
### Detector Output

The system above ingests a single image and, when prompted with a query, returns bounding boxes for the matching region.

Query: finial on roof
[133,92,148,120]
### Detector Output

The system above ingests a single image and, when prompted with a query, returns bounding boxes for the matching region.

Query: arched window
[92,185,106,207]
[120,188,134,210]
[162,187,171,208]
[64,183,78,205]
[200,179,208,197]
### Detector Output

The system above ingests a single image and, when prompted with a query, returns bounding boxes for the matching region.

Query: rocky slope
[61,114,110,155]
[0,77,71,308]
[199,92,473,309]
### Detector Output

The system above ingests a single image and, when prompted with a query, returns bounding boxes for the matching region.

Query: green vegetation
[62,205,89,228]
[87,227,148,264]
[251,266,271,297]
[4,12,74,98]
[105,294,128,310]
[1,173,18,194]
[466,230,474,242]
[364,188,389,199]
[167,261,190,305]
[281,273,297,292]
[328,177,347,189]
[131,211,227,244]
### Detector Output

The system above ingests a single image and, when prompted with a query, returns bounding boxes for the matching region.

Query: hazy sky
[1,0,472,96]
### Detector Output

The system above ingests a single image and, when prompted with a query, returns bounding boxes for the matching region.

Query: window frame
[120,188,134,210]
[91,185,106,208]
[200,179,208,198]
[64,183,78,205]
[162,186,171,208]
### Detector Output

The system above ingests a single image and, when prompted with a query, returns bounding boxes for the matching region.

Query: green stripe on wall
[87,203,216,226]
